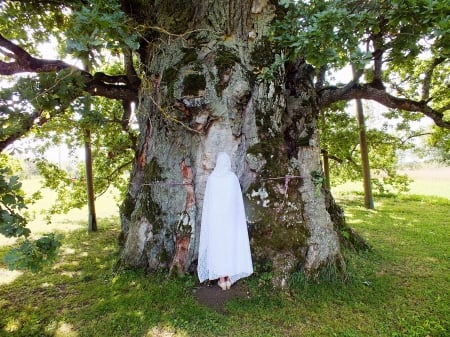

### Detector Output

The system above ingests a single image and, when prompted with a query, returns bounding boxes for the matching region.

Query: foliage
[2,233,62,272]
[0,0,70,53]
[0,0,139,57]
[65,0,139,57]
[275,0,449,72]
[1,193,448,336]
[0,160,61,271]
[274,0,448,193]
[0,167,29,239]
[0,70,85,148]
[427,125,450,164]
[319,106,413,193]
[311,169,326,196]
[1,0,137,241]
[31,94,136,216]
[257,53,287,81]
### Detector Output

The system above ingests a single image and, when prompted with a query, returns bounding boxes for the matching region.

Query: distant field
[400,166,450,198]
[333,166,450,200]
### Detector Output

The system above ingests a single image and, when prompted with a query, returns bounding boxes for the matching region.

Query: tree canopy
[1,0,448,149]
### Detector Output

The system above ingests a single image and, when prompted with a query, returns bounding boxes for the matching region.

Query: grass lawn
[0,171,449,336]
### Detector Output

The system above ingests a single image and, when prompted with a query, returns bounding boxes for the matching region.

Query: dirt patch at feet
[193,281,249,313]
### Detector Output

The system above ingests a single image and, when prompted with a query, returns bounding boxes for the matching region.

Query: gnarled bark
[118,0,350,287]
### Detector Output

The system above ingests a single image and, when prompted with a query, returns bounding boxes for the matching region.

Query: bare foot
[225,276,231,290]
[218,277,227,290]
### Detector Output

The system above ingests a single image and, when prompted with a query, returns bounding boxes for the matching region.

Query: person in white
[197,152,253,290]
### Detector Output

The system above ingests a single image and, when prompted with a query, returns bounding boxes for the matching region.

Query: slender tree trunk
[352,66,374,209]
[84,128,97,232]
[119,0,352,286]
[355,99,374,209]
[80,58,98,232]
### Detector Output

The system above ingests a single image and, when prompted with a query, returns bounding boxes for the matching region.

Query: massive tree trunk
[119,0,347,287]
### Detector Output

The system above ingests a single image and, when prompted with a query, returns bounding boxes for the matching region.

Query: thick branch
[320,83,450,129]
[315,65,327,91]
[123,47,140,86]
[86,82,137,101]
[320,150,343,164]
[0,33,71,74]
[0,33,139,102]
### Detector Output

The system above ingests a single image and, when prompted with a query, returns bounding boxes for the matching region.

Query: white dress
[197,152,253,284]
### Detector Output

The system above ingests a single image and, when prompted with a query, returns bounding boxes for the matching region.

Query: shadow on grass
[0,219,226,337]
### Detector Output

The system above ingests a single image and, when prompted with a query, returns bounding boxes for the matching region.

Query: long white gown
[197,152,253,284]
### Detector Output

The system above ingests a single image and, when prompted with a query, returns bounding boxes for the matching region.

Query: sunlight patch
[52,260,79,270]
[0,268,22,285]
[0,235,17,247]
[55,322,78,337]
[145,325,187,337]
[62,247,76,255]
[5,318,20,332]
[61,271,81,278]
[41,282,54,288]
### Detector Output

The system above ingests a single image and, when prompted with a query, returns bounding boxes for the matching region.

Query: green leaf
[3,234,62,272]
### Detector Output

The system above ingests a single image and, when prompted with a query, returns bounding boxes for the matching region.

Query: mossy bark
[119,0,357,287]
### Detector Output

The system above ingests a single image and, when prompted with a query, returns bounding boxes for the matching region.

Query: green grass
[0,178,449,336]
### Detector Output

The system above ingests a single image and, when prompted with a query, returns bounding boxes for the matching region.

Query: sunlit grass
[21,176,121,228]
[0,177,120,247]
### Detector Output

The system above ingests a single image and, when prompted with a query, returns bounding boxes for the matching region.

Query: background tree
[353,66,374,209]
[31,94,137,218]
[318,103,416,194]
[1,0,448,285]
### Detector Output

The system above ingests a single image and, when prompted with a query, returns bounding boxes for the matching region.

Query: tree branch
[0,110,43,152]
[399,132,432,146]
[0,33,141,152]
[422,57,445,101]
[319,83,450,129]
[0,33,72,74]
[320,150,343,164]
[0,33,139,102]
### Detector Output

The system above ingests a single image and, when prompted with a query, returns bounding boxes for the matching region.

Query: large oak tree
[1,0,448,285]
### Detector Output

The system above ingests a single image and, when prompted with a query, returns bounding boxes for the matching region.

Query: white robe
[197,152,253,284]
